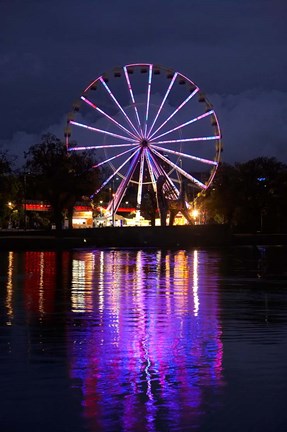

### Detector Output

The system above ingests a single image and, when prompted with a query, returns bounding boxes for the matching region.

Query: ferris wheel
[65,63,222,221]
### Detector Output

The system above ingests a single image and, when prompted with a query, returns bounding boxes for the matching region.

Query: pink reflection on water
[23,252,57,316]
[68,249,223,431]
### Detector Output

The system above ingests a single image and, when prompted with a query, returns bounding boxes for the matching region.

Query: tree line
[196,157,287,233]
[1,132,287,232]
[0,133,101,231]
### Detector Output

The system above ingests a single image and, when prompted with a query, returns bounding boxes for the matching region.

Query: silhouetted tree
[0,151,17,227]
[236,157,287,232]
[198,157,287,233]
[24,133,101,230]
[140,187,157,226]
[198,162,240,226]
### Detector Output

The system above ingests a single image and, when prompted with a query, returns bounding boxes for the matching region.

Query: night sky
[1,0,287,167]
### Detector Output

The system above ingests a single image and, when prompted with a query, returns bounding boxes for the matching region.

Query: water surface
[0,246,287,431]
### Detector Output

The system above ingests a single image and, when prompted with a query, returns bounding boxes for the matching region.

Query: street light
[191,209,200,224]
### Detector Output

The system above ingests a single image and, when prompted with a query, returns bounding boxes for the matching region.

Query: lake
[0,246,287,432]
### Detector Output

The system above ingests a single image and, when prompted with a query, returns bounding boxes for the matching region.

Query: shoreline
[1,225,287,250]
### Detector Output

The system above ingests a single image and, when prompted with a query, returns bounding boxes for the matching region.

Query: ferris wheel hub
[140,139,149,147]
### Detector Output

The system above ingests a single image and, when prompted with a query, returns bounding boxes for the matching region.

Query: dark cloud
[212,90,287,163]
[1,0,287,166]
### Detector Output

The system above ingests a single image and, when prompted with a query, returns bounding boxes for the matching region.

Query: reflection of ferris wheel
[65,63,222,220]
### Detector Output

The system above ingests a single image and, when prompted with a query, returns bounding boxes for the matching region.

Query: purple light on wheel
[151,135,220,145]
[145,149,158,175]
[100,77,140,137]
[92,147,139,169]
[69,120,136,142]
[144,64,153,136]
[136,151,146,207]
[81,96,139,140]
[145,150,157,191]
[150,111,215,142]
[123,66,143,134]
[125,63,152,67]
[90,148,140,199]
[150,144,218,166]
[147,72,178,138]
[68,143,137,152]
[149,88,199,140]
[147,150,180,197]
[106,150,142,214]
[151,147,207,190]
[146,150,167,181]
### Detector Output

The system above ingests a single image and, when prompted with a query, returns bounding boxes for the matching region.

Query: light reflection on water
[1,247,287,432]
[68,249,223,432]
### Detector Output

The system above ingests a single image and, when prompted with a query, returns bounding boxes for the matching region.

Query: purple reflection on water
[67,249,223,432]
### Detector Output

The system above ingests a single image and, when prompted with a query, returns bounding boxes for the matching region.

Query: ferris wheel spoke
[106,150,142,215]
[106,177,127,216]
[69,120,136,142]
[151,135,220,145]
[148,88,199,140]
[150,144,218,166]
[147,150,178,191]
[144,64,153,137]
[150,110,214,142]
[92,147,139,169]
[100,77,140,137]
[81,95,139,140]
[147,72,178,138]
[136,151,146,212]
[123,66,143,135]
[90,148,140,199]
[147,150,180,198]
[68,143,137,151]
[145,149,161,178]
[150,147,207,190]
[145,151,157,192]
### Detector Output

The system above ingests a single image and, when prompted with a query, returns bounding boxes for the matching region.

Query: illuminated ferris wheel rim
[65,62,222,218]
